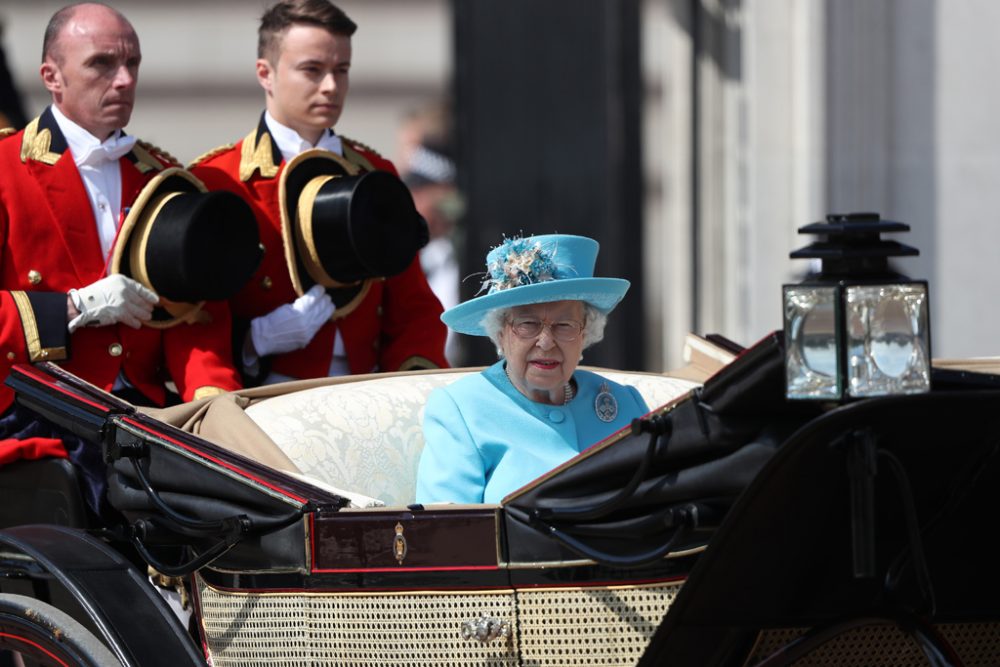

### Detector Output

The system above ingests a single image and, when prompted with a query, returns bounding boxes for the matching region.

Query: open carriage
[2,326,1000,667]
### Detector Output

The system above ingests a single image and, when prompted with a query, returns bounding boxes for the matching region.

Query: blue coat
[416,361,649,504]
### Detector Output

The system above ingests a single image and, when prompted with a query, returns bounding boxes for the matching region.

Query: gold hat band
[129,191,179,293]
[126,189,205,328]
[295,175,361,290]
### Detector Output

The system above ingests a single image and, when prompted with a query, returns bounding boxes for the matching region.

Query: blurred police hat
[401,143,456,189]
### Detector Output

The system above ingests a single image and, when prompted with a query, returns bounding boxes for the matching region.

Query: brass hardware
[393,522,407,564]
[461,615,510,644]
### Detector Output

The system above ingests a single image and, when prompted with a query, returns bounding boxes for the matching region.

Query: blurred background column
[0,20,28,130]
[453,0,644,370]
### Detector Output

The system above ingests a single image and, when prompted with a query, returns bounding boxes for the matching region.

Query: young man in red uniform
[191,0,448,385]
[0,3,242,509]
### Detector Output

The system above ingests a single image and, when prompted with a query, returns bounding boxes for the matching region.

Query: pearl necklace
[563,379,576,405]
[505,366,575,406]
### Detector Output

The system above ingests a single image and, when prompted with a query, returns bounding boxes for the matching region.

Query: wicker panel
[747,622,1000,666]
[198,578,681,666]
[516,581,682,666]
[198,577,518,666]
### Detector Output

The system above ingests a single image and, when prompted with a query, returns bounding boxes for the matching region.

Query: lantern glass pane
[784,285,841,399]
[845,284,931,398]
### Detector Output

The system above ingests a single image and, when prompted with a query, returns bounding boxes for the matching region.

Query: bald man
[0,3,241,513]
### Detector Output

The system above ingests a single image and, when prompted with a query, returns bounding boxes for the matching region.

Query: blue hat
[442,234,630,336]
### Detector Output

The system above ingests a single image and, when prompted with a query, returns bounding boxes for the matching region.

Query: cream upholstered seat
[244,369,699,508]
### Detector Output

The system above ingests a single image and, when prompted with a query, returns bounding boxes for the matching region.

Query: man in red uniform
[191,0,447,385]
[0,3,242,509]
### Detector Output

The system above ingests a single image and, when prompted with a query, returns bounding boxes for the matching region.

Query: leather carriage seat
[242,369,699,508]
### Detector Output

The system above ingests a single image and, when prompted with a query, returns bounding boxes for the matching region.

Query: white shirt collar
[264,111,343,163]
[50,105,127,166]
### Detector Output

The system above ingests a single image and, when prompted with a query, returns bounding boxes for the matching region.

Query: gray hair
[482,302,608,358]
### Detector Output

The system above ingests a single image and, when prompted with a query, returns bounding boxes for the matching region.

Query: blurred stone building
[641,0,1000,370]
[0,1,450,167]
[3,0,1000,371]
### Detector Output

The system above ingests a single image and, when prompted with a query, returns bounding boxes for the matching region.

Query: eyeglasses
[508,318,584,342]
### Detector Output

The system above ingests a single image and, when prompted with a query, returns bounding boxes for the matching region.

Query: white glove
[68,274,160,332]
[250,284,336,357]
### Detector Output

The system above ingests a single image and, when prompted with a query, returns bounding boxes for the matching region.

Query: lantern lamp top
[789,212,919,280]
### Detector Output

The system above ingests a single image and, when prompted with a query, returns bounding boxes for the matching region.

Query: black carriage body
[1,360,710,665]
[3,335,1000,665]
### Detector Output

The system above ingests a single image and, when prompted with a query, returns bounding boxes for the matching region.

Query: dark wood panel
[313,507,500,571]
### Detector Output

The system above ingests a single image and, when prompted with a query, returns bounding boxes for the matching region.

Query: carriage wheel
[0,594,119,667]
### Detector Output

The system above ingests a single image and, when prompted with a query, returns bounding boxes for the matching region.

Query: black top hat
[278,149,428,316]
[110,168,262,328]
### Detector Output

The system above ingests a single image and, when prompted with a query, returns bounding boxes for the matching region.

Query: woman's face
[500,300,586,404]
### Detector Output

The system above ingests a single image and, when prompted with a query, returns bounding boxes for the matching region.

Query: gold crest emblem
[393,522,407,564]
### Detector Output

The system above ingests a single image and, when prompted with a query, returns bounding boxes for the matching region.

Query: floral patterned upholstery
[244,370,699,508]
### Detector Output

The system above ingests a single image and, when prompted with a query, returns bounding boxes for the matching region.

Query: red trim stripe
[311,564,500,574]
[309,513,317,571]
[0,632,72,667]
[13,365,110,412]
[199,575,685,595]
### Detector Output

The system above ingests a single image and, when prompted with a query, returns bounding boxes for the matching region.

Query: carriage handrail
[114,439,308,575]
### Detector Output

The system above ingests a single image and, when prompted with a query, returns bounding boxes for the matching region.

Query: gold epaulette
[136,140,181,168]
[0,127,15,140]
[20,117,60,165]
[239,129,279,181]
[340,135,385,159]
[189,143,235,168]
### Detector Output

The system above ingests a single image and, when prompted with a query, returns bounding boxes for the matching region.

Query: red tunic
[190,117,448,380]
[0,108,242,463]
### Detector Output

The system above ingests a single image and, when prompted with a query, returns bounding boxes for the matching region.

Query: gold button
[258,243,266,254]
[376,306,384,316]
[27,270,42,285]
[39,349,48,359]
[261,276,273,290]
[6,352,14,361]
[108,343,123,357]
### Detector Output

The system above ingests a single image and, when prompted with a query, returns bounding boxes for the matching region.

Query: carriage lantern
[783,212,931,401]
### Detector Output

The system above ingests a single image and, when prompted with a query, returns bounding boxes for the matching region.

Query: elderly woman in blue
[416,234,648,504]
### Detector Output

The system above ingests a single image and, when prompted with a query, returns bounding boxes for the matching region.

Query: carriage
[2,322,1000,666]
